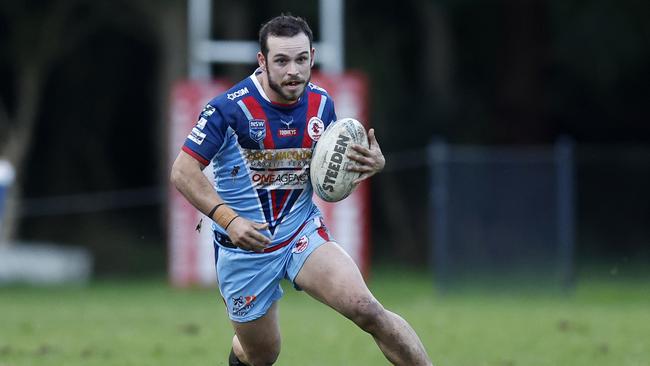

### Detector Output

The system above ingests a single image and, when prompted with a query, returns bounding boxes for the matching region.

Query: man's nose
[287,61,299,75]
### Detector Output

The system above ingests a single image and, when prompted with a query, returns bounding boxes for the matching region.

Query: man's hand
[226,217,271,252]
[346,128,386,184]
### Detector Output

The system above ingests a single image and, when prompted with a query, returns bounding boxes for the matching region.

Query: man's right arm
[170,150,270,252]
[170,150,220,214]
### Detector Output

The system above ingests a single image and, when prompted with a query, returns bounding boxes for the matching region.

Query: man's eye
[276,59,287,65]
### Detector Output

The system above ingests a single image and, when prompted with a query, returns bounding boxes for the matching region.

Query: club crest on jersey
[249,119,266,142]
[308,117,325,141]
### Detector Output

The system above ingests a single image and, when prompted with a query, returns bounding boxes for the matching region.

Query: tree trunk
[0,0,93,244]
[496,0,550,143]
[220,2,253,80]
[418,0,455,107]
[153,2,187,225]
[1,65,45,244]
[145,2,187,176]
[373,1,456,263]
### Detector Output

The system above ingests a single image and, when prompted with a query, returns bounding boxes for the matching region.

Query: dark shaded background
[1,0,649,276]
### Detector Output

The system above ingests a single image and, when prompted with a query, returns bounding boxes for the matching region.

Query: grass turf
[0,267,648,366]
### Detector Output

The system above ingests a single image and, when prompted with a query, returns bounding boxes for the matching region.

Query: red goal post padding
[168,72,370,287]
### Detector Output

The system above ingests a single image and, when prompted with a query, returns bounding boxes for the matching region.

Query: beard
[266,68,311,103]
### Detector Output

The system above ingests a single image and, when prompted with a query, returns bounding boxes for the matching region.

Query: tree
[0,0,187,244]
[0,0,94,242]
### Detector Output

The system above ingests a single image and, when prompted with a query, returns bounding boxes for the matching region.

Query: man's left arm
[346,128,386,184]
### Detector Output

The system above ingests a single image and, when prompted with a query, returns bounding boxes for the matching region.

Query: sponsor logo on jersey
[292,235,309,254]
[280,116,294,128]
[278,117,298,137]
[278,128,298,137]
[231,295,256,317]
[308,82,327,93]
[227,87,249,100]
[243,148,312,169]
[252,172,309,186]
[249,119,266,141]
[245,149,311,162]
[196,117,207,129]
[188,127,206,145]
[200,104,215,118]
[308,117,325,141]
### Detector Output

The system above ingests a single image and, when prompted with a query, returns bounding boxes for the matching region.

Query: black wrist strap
[224,215,240,230]
[208,203,225,220]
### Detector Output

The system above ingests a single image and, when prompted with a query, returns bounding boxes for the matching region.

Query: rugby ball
[310,118,368,202]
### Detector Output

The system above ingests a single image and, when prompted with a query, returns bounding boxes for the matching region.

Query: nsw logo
[249,119,266,142]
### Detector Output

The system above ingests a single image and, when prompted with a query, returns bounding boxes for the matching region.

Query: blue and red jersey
[182,69,337,249]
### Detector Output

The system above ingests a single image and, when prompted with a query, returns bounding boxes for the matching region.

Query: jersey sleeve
[181,103,228,165]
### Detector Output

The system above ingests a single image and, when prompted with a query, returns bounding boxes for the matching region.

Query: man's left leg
[294,241,432,366]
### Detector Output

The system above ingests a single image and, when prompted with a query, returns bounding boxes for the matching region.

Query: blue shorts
[215,217,332,322]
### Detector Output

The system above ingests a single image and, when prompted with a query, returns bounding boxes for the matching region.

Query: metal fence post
[555,136,576,291]
[429,138,449,293]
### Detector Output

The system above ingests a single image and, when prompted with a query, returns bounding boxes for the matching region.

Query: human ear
[257,52,266,71]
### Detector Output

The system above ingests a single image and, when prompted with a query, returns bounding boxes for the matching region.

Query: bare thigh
[294,241,376,317]
[231,302,281,360]
[294,242,433,366]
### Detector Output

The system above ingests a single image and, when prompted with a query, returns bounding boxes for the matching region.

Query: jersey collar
[250,68,302,107]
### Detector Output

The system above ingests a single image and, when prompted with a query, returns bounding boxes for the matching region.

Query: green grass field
[1,267,648,366]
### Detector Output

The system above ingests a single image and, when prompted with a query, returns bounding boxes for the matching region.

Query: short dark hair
[259,14,313,57]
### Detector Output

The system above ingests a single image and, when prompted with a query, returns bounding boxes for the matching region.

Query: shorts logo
[292,235,309,254]
[231,295,256,317]
[249,119,266,142]
[308,117,325,141]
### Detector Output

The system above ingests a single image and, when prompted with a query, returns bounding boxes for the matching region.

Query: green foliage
[0,269,648,365]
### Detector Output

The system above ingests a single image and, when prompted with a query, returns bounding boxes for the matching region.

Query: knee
[347,296,386,333]
[246,349,280,366]
[236,337,280,366]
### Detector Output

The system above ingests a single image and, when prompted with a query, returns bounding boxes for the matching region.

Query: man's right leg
[216,247,285,366]
[230,302,281,366]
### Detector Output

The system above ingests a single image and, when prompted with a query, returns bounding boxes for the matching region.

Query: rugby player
[171,14,432,366]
